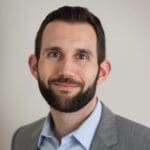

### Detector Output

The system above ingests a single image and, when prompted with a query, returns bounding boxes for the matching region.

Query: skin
[28,21,111,141]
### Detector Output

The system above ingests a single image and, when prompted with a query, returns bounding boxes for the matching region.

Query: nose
[58,57,75,76]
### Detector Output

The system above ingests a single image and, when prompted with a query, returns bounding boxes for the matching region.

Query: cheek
[80,66,99,87]
[37,62,54,84]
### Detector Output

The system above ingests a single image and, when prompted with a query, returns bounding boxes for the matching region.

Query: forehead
[41,21,97,53]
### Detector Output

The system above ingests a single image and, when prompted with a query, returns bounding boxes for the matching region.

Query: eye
[48,50,60,58]
[76,52,89,60]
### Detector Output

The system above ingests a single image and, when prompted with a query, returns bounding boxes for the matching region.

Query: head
[29,6,111,113]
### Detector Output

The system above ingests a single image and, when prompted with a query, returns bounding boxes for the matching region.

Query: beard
[37,71,99,113]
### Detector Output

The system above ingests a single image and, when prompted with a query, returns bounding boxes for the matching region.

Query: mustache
[48,75,82,86]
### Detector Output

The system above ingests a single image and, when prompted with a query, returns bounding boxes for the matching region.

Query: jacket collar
[28,103,118,150]
[30,118,45,150]
[90,103,118,150]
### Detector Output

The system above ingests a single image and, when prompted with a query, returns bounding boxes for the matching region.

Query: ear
[97,60,111,84]
[28,54,38,80]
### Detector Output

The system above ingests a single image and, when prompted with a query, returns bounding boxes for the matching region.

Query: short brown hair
[35,6,106,64]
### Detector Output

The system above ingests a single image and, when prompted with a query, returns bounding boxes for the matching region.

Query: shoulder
[101,103,150,141]
[14,117,45,138]
[116,115,150,136]
[11,118,45,150]
[97,103,150,149]
[115,115,150,148]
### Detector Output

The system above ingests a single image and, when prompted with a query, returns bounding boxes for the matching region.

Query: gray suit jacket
[11,104,150,150]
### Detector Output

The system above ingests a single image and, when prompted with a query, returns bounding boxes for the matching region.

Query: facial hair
[38,71,99,113]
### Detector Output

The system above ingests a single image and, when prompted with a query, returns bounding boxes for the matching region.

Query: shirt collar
[72,100,102,150]
[38,100,102,149]
[37,114,54,148]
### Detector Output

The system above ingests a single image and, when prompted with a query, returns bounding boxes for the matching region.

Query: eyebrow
[75,48,94,56]
[42,46,61,54]
[44,46,61,51]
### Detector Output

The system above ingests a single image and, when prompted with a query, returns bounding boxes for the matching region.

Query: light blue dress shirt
[38,100,102,150]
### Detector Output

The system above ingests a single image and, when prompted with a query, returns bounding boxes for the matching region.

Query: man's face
[37,21,100,112]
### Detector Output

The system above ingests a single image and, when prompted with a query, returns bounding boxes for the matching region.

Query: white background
[1,0,150,149]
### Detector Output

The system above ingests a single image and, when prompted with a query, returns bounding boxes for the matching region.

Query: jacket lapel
[25,104,118,150]
[90,103,118,150]
[29,118,45,150]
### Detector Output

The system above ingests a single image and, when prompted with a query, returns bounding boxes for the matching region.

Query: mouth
[53,82,79,91]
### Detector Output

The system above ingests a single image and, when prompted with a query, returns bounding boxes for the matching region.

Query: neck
[50,96,97,141]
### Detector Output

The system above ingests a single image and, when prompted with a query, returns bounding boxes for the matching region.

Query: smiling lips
[53,82,79,91]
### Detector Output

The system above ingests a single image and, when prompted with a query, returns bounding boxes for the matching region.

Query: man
[12,6,150,150]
